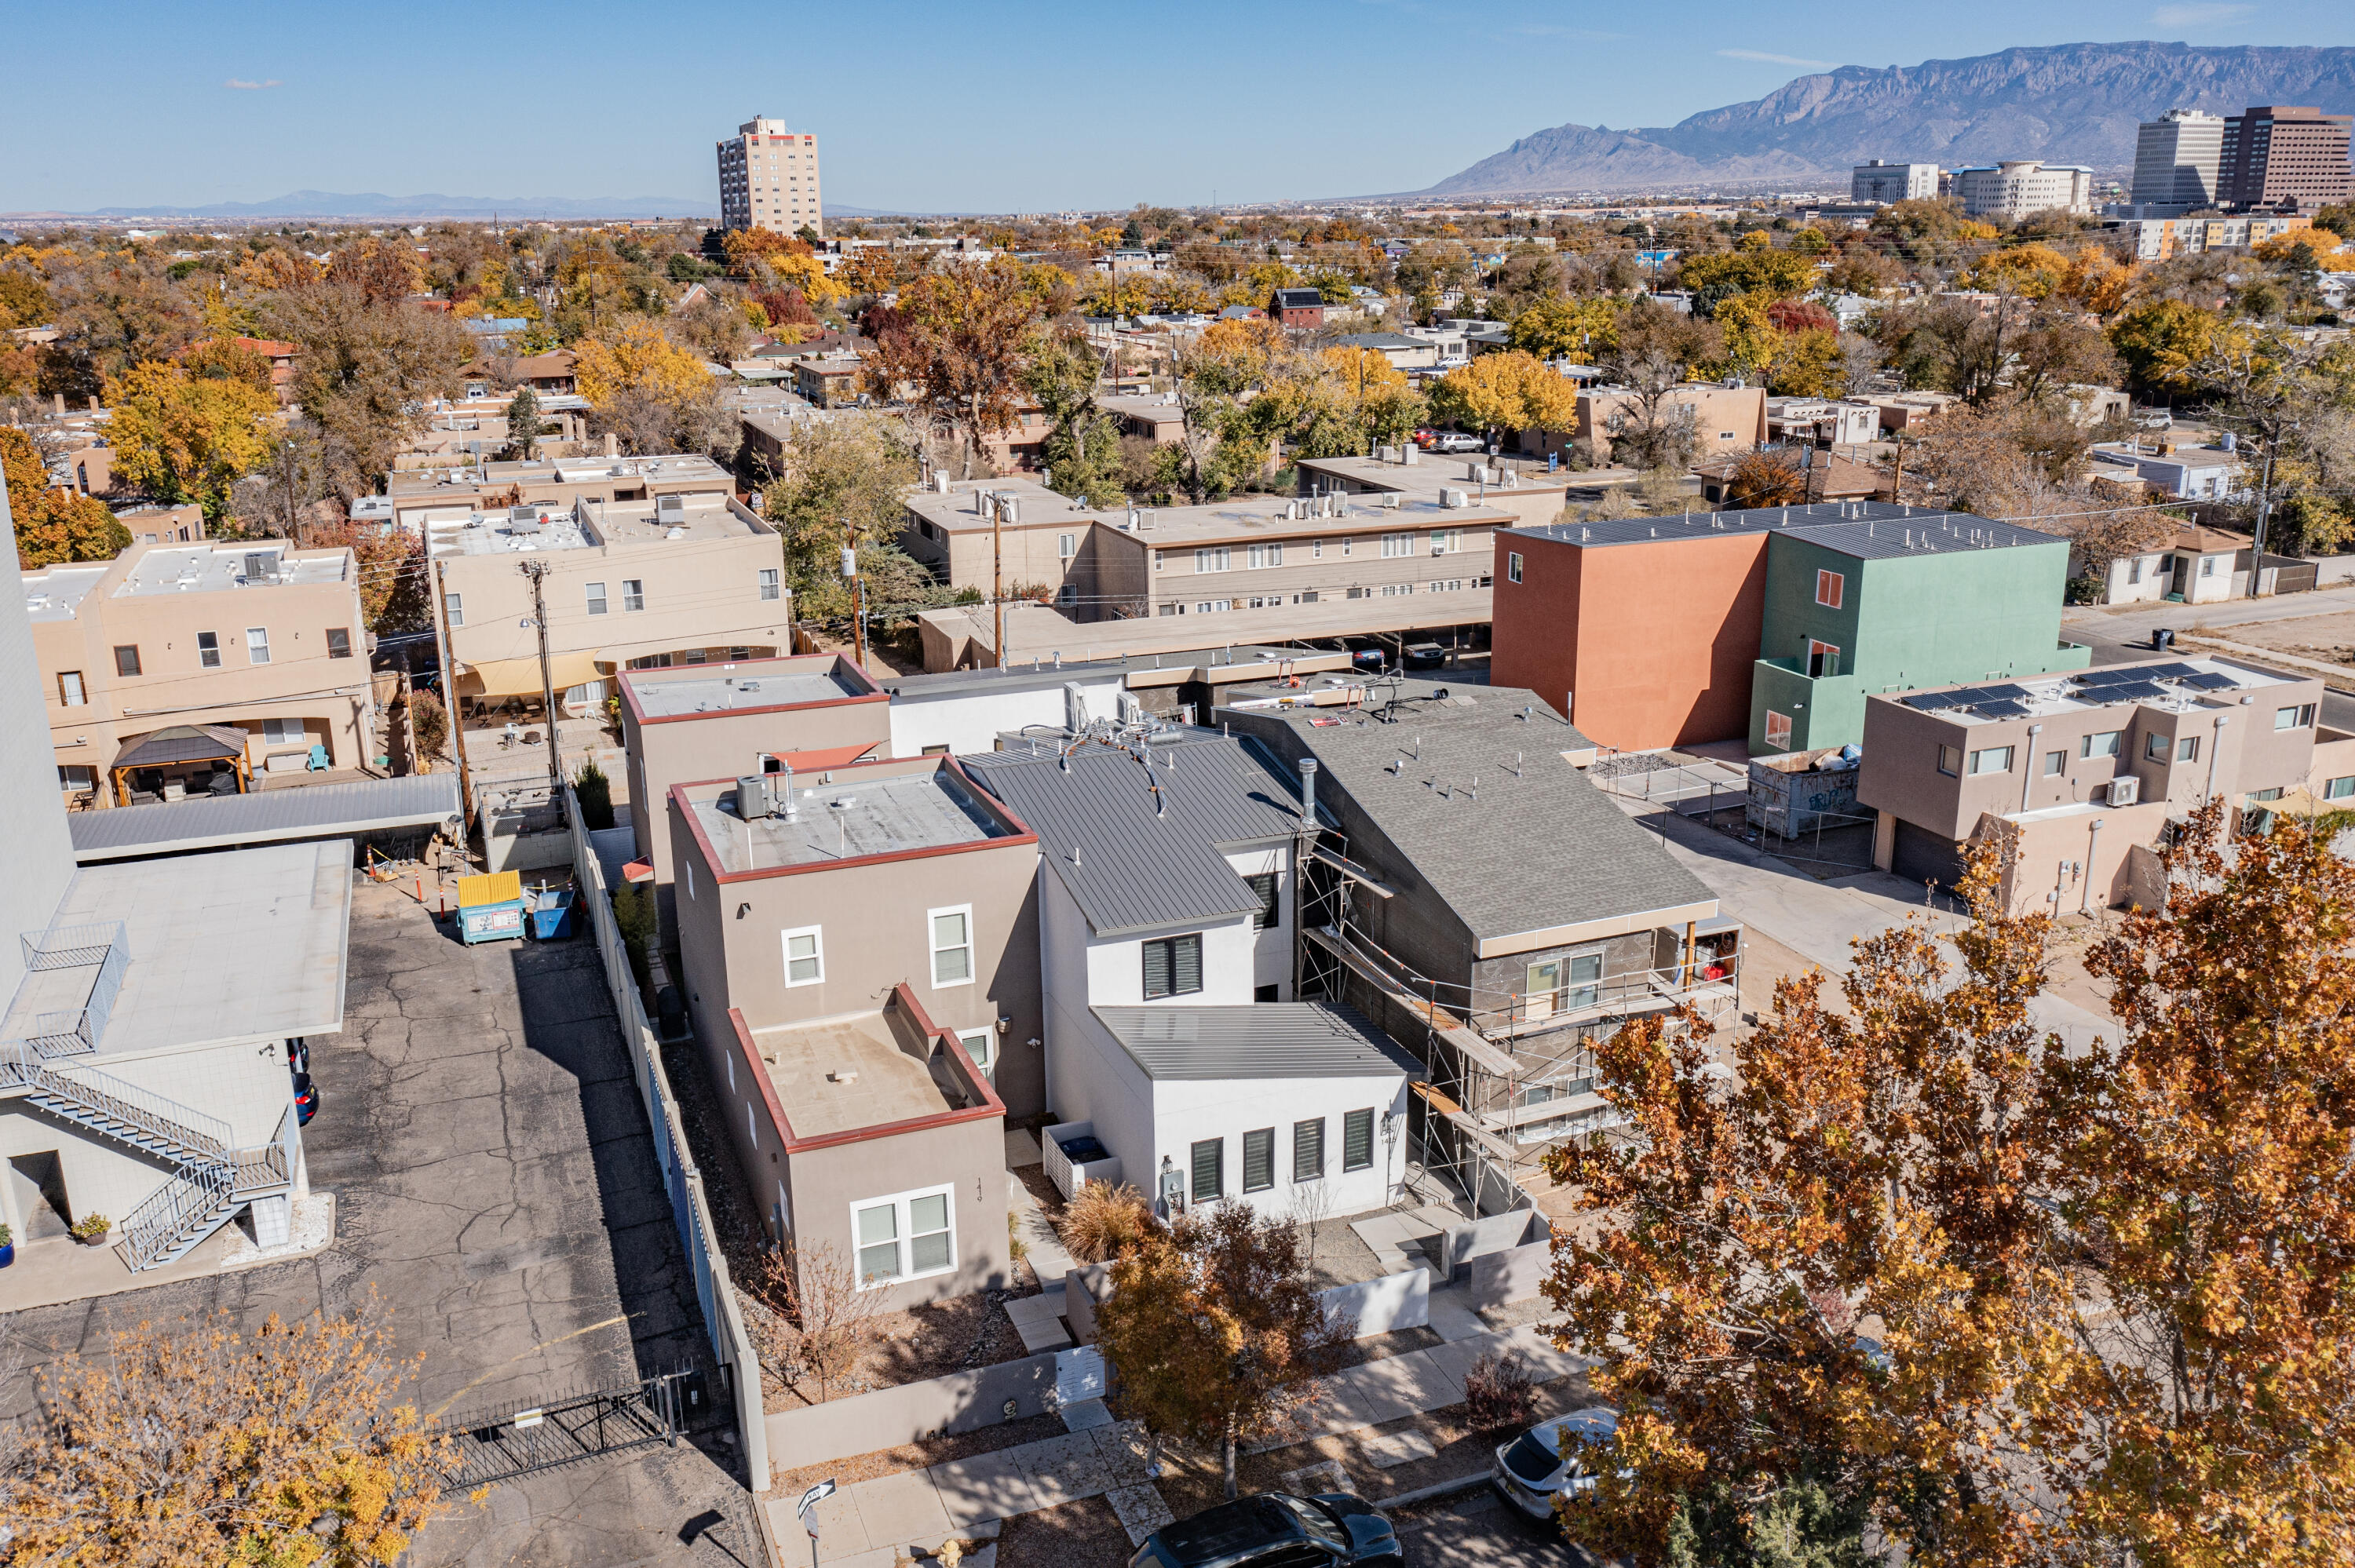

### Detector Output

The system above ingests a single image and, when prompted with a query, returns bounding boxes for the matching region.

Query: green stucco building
[1747,511,2089,755]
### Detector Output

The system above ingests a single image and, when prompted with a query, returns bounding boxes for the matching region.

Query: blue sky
[5,1,2352,213]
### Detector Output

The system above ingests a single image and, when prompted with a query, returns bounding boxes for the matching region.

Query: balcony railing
[12,921,129,1057]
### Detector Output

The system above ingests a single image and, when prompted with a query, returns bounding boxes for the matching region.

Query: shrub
[1463,1350,1535,1431]
[1062,1180,1154,1264]
[575,759,615,830]
[70,1212,112,1241]
[611,881,655,988]
[406,687,448,762]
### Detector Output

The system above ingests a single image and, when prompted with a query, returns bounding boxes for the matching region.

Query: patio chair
[307,742,330,771]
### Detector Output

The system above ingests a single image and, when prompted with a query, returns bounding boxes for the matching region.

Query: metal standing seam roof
[961,733,1306,937]
[1221,681,1716,944]
[1090,1001,1424,1081]
[68,774,462,861]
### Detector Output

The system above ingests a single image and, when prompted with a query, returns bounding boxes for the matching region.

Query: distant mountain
[1426,41,2355,195]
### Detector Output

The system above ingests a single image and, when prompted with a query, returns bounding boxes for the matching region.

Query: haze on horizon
[8,0,2355,216]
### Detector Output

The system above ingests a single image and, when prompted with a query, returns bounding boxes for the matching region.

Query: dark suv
[1130,1492,1403,1567]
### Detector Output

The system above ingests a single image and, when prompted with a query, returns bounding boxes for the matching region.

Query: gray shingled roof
[1222,682,1715,943]
[1505,500,2064,560]
[962,733,1304,937]
[1090,1001,1422,1081]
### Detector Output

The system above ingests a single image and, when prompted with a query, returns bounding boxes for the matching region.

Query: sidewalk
[765,1321,1584,1565]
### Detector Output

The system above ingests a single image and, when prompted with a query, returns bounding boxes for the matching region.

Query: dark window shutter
[1294,1118,1324,1181]
[1243,1128,1274,1192]
[1248,873,1278,929]
[1191,1137,1222,1202]
[1143,939,1171,999]
[1174,934,1202,995]
[1343,1108,1375,1172]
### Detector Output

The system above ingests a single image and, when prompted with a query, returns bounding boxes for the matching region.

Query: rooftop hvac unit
[1465,461,1484,481]
[736,774,778,819]
[1439,487,1470,509]
[508,505,541,534]
[1400,445,1419,465]
[243,551,278,582]
[2106,776,2141,807]
[655,493,687,523]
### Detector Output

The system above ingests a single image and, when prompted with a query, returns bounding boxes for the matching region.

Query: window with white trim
[853,1184,955,1287]
[1970,746,2013,775]
[956,1026,995,1080]
[246,627,270,664]
[623,579,644,611]
[1507,551,1523,583]
[1764,709,1792,749]
[782,926,823,986]
[1193,547,1230,572]
[444,593,463,627]
[929,906,973,986]
[759,567,780,601]
[1381,532,1413,558]
[586,581,608,615]
[1815,569,1844,609]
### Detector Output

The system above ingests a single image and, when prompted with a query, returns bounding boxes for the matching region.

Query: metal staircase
[0,1043,293,1270]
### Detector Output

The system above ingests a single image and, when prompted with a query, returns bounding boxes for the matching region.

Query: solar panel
[2145,662,2202,680]
[2104,681,2169,702]
[1976,683,2032,701]
[1901,690,1967,710]
[1973,698,2032,719]
[2072,667,2137,687]
[2179,671,2237,691]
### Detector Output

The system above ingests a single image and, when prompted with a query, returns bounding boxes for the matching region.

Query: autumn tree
[3,426,129,567]
[574,319,734,460]
[0,1303,460,1566]
[1720,447,1809,509]
[757,414,920,618]
[267,278,469,499]
[1507,296,1623,362]
[1020,328,1124,509]
[101,359,275,519]
[862,257,1041,477]
[1427,351,1577,449]
[1095,1206,1355,1498]
[295,517,433,635]
[2108,298,2233,396]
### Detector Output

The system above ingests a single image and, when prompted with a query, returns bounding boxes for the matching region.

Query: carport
[108,723,251,806]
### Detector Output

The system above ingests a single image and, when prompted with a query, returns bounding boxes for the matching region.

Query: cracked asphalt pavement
[2,877,766,1567]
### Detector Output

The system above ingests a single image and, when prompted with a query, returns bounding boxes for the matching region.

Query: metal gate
[436,1365,727,1488]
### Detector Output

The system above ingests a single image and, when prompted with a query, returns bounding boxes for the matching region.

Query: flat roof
[425,492,761,558]
[1221,680,1716,946]
[1506,500,2064,560]
[6,840,351,1057]
[922,593,1495,665]
[1105,493,1513,547]
[630,665,866,719]
[385,453,732,496]
[1884,656,2303,728]
[688,768,1016,874]
[68,774,459,862]
[747,1010,956,1139]
[1091,1001,1422,1081]
[1296,454,1572,498]
[22,564,108,621]
[115,545,349,597]
[903,476,1105,534]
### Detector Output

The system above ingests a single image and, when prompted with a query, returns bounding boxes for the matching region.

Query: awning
[456,651,605,699]
[112,723,250,771]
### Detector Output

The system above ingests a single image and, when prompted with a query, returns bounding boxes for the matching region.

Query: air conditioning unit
[1439,487,1470,509]
[2106,776,2141,807]
[655,493,687,523]
[736,775,777,819]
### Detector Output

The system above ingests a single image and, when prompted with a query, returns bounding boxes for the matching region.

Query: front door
[2170,554,2189,597]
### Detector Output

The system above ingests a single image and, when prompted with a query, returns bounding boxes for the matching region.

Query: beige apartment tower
[717,116,823,235]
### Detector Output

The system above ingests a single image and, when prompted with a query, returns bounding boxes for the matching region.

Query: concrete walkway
[768,1322,1586,1565]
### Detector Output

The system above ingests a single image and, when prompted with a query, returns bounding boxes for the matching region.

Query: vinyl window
[2277,704,2316,731]
[622,579,644,612]
[1293,1118,1324,1181]
[853,1184,955,1287]
[1816,569,1845,609]
[246,627,270,664]
[1969,746,2013,775]
[2044,750,2065,776]
[197,631,221,668]
[2328,776,2355,800]
[326,627,352,658]
[113,645,141,677]
[1764,709,1792,750]
[1937,745,1961,776]
[955,1026,994,1079]
[1193,547,1230,572]
[1243,1128,1276,1193]
[2178,735,2200,762]
[1806,640,1839,680]
[444,593,463,627]
[1191,1138,1223,1203]
[586,581,608,615]
[929,906,973,987]
[2082,731,2122,758]
[1057,534,1077,560]
[760,567,780,600]
[1381,531,1413,558]
[2146,732,2171,761]
[782,926,823,986]
[1506,551,1523,583]
[1143,933,1203,998]
[1342,1108,1375,1172]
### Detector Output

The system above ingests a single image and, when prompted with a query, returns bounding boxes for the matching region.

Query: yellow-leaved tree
[101,359,276,520]
[575,320,710,408]
[1426,351,1578,446]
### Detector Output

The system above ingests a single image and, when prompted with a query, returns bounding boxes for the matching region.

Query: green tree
[1020,330,1124,508]
[505,384,546,461]
[757,414,917,618]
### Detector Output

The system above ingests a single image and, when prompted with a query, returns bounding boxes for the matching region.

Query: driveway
[1,877,762,1568]
[1392,1482,1595,1566]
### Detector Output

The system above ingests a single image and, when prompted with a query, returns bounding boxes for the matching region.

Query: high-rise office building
[2219,105,2353,212]
[1850,160,1941,204]
[2130,109,2225,209]
[717,117,823,236]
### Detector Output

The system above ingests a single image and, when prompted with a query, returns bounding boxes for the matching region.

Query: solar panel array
[1897,663,2242,717]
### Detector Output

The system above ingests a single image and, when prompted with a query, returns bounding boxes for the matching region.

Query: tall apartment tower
[1850,160,1941,204]
[2130,109,2225,208]
[717,117,823,236]
[2219,105,2353,212]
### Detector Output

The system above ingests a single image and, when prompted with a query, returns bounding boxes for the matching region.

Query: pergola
[109,724,253,806]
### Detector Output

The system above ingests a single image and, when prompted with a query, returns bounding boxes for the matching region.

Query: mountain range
[1423,41,2355,195]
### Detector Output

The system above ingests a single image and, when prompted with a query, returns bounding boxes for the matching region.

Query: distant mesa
[1421,40,2355,195]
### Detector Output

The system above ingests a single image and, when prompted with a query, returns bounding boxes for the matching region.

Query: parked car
[1493,1406,1619,1521]
[1411,427,1437,449]
[290,1071,319,1127]
[1402,642,1452,670]
[1130,1492,1402,1567]
[1430,432,1484,454]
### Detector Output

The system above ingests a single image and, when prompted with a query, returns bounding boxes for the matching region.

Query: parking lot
[2,877,762,1567]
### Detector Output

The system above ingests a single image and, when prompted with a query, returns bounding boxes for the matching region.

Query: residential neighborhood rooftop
[115,544,350,596]
[1889,655,2303,727]
[628,664,870,720]
[685,767,1017,875]
[1090,1001,1423,1081]
[425,492,764,558]
[745,1009,962,1139]
[1506,500,2062,559]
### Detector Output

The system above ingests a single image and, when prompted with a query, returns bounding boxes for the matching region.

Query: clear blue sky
[5,1,2353,213]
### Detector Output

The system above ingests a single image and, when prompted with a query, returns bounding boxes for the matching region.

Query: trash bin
[2153,627,2176,651]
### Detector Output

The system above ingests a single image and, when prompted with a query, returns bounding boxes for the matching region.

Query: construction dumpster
[1747,746,1861,837]
[456,870,527,944]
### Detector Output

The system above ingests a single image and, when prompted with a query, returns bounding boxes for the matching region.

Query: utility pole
[519,560,563,792]
[839,521,866,671]
[2247,437,2278,600]
[283,439,295,538]
[433,556,475,822]
[991,491,1006,669]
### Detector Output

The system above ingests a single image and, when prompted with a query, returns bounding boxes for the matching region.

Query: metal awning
[68,774,462,862]
[111,723,250,771]
[457,651,605,699]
